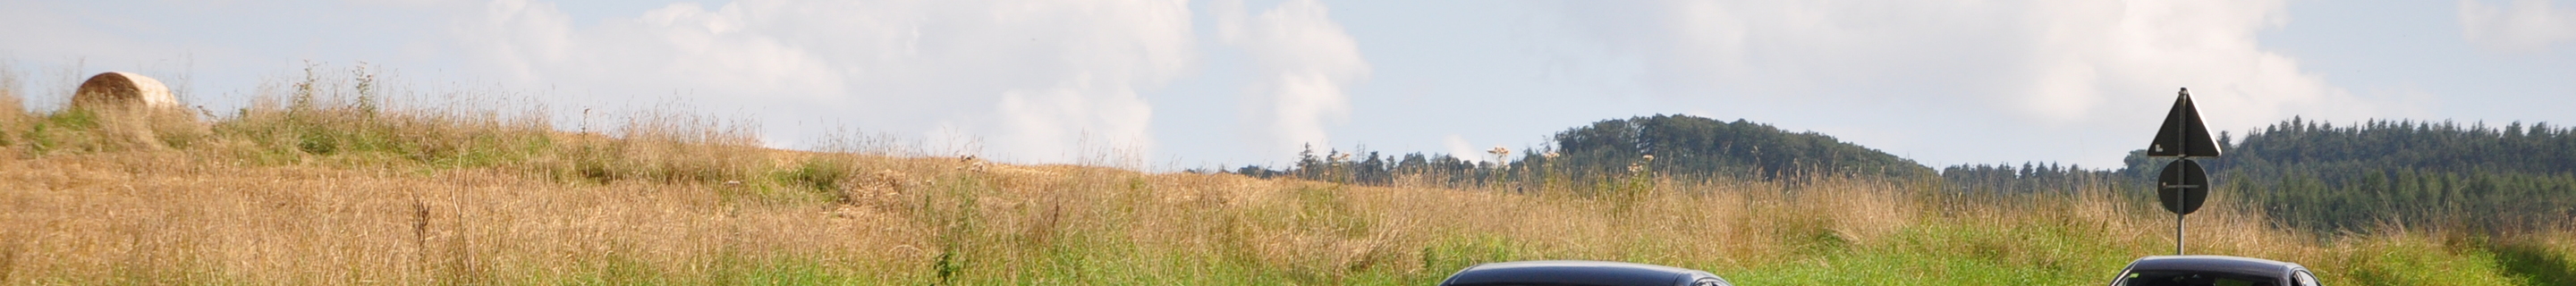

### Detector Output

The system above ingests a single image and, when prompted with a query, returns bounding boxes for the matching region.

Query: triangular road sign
[2148,88,2221,157]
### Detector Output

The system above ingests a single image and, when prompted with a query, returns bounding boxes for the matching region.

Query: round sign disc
[2157,159,2210,214]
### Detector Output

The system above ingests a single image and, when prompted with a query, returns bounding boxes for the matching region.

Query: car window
[2117,271,2281,286]
[2292,271,2319,286]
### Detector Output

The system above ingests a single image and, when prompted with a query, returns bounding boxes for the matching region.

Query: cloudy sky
[4,0,2573,170]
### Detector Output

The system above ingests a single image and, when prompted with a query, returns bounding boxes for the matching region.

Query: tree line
[1224,115,2576,233]
[2128,118,2576,232]
[1224,114,1935,190]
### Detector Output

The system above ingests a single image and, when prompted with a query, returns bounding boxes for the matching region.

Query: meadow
[1,68,2570,285]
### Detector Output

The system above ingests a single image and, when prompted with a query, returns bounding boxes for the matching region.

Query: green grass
[1724,221,2141,285]
[2344,239,2523,286]
[2487,241,2576,286]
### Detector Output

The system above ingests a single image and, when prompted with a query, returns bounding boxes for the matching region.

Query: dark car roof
[1440,260,1711,286]
[2123,256,2304,277]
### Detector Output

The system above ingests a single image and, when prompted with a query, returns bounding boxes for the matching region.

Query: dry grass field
[1,68,2570,285]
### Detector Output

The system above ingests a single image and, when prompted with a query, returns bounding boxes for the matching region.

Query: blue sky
[4,0,2572,170]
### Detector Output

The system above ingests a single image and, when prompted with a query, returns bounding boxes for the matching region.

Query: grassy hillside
[3,70,2572,285]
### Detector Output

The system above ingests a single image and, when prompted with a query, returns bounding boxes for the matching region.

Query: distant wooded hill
[1234,115,2576,233]
[1543,114,1936,180]
[1228,114,1935,186]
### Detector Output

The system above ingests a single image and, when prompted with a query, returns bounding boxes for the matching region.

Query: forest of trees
[1226,146,1513,189]
[1226,115,2576,234]
[1937,162,2124,197]
[1544,114,1934,181]
[1832,117,2576,233]
[2120,118,2576,232]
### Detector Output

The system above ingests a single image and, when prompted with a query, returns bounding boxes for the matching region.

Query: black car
[1438,260,1732,286]
[2109,256,2322,286]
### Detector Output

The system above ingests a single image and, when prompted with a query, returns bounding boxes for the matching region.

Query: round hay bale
[68,72,205,149]
[73,72,180,112]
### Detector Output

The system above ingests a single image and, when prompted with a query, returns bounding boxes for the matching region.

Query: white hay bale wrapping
[74,72,182,113]
[70,72,203,148]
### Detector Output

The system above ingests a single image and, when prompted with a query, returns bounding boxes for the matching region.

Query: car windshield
[1446,283,1663,286]
[2119,270,2280,286]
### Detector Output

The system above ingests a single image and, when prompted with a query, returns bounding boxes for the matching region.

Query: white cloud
[994,76,1157,166]
[2460,0,2576,53]
[1217,0,1370,156]
[1555,0,2394,165]
[1442,134,1481,163]
[2015,0,2378,127]
[452,0,1193,164]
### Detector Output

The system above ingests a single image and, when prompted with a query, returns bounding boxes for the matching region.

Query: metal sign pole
[2175,140,2185,256]
[2174,134,2188,256]
[2147,88,2216,257]
[2173,112,2185,256]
